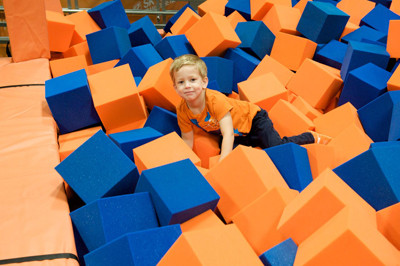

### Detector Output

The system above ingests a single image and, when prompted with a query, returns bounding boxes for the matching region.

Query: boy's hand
[219,112,235,162]
[181,130,194,149]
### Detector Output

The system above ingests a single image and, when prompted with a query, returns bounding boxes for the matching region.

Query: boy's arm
[219,111,235,162]
[181,130,194,149]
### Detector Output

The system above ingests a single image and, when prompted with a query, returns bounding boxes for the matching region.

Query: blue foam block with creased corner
[135,159,220,226]
[370,141,400,149]
[202,56,234,95]
[128,15,162,47]
[358,91,400,142]
[45,69,101,134]
[296,1,349,44]
[87,0,130,29]
[163,3,196,33]
[109,127,163,162]
[143,106,181,136]
[70,192,159,252]
[83,225,182,266]
[236,21,275,60]
[360,4,400,34]
[338,62,391,110]
[264,143,313,192]
[333,144,400,211]
[86,26,131,64]
[225,0,251,21]
[155,34,196,60]
[340,40,390,80]
[55,130,140,204]
[223,48,260,93]
[313,39,347,69]
[259,238,298,266]
[341,25,387,45]
[114,44,163,79]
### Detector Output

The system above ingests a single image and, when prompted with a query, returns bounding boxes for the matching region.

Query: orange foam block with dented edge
[337,0,375,25]
[304,143,335,180]
[192,127,221,169]
[63,41,93,65]
[180,209,225,232]
[387,20,400,59]
[291,96,323,121]
[197,0,228,16]
[286,59,343,110]
[277,168,376,246]
[133,132,201,174]
[85,59,119,76]
[66,10,101,46]
[46,10,75,53]
[87,64,148,134]
[294,207,400,265]
[205,145,288,223]
[170,7,201,35]
[270,32,317,71]
[268,99,315,137]
[327,124,373,168]
[158,224,263,266]
[261,4,301,36]
[49,55,88,78]
[249,54,294,87]
[251,0,292,21]
[238,72,289,112]
[227,11,247,29]
[137,58,181,113]
[377,202,400,250]
[313,102,363,138]
[387,60,400,91]
[185,12,241,57]
[232,187,298,255]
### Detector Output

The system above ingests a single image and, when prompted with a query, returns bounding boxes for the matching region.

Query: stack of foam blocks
[32,0,400,265]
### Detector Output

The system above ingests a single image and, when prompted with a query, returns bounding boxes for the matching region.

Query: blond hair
[169,54,208,82]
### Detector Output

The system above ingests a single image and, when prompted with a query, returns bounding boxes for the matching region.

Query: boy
[170,54,330,162]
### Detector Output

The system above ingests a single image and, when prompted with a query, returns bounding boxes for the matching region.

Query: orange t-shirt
[176,89,261,136]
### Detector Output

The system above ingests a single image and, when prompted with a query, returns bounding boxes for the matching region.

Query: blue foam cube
[155,34,196,60]
[115,44,163,79]
[389,101,400,141]
[87,26,131,64]
[360,4,400,34]
[84,225,182,266]
[55,130,140,204]
[128,15,162,47]
[341,25,387,44]
[370,141,400,149]
[135,159,220,226]
[358,91,400,142]
[296,1,349,44]
[225,0,251,21]
[264,143,313,192]
[202,56,234,94]
[259,238,298,266]
[338,63,391,109]
[45,69,101,134]
[109,127,163,162]
[313,0,339,5]
[87,0,130,29]
[340,40,390,80]
[163,4,196,33]
[143,106,181,136]
[236,21,275,60]
[333,144,400,211]
[70,192,159,252]
[313,39,347,69]
[368,0,392,7]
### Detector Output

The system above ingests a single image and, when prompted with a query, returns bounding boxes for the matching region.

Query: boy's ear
[203,76,209,88]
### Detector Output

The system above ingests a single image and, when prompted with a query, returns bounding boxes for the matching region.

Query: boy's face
[173,65,208,103]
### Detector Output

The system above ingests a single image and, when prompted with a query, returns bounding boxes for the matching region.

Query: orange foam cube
[193,127,221,169]
[185,12,241,57]
[291,96,323,121]
[337,0,375,25]
[46,10,75,52]
[387,20,400,59]
[62,41,93,65]
[277,168,376,245]
[66,10,101,46]
[387,61,400,91]
[238,72,289,112]
[137,58,181,113]
[286,59,343,110]
[59,133,94,161]
[340,21,359,41]
[180,209,225,232]
[377,202,400,250]
[197,0,228,16]
[313,102,364,138]
[85,59,119,76]
[227,11,247,29]
[232,187,299,255]
[251,0,292,21]
[268,99,315,138]
[87,64,148,134]
[391,0,400,15]
[294,207,400,265]
[133,132,201,174]
[49,55,88,78]
[304,143,335,180]
[270,32,317,71]
[293,0,311,13]
[261,4,301,36]
[170,7,201,35]
[205,145,288,223]
[44,0,63,14]
[158,224,263,266]
[58,126,102,143]
[248,54,294,87]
